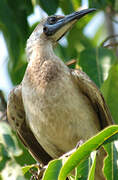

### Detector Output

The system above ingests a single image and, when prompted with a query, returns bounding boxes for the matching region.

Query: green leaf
[89,0,115,9]
[0,144,9,171]
[75,157,91,180]
[71,0,81,10]
[6,0,33,16]
[79,48,116,87]
[1,160,26,180]
[103,141,118,180]
[58,125,118,180]
[59,0,74,14]
[92,23,106,47]
[42,159,62,180]
[75,152,97,180]
[107,0,116,8]
[103,133,118,145]
[14,136,35,170]
[38,0,59,15]
[0,122,35,179]
[0,122,22,157]
[9,62,27,85]
[22,164,35,175]
[115,0,118,11]
[67,15,94,51]
[87,151,96,180]
[101,63,118,124]
[0,0,31,84]
[89,0,107,9]
[55,44,70,62]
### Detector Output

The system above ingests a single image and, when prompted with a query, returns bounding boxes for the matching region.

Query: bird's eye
[48,16,57,24]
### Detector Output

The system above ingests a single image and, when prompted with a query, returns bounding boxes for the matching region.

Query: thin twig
[101,34,118,47]
[65,59,77,67]
[103,42,118,48]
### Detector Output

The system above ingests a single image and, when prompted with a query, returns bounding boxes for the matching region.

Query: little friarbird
[7,8,113,180]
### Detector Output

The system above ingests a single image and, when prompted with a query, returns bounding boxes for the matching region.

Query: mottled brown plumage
[7,9,113,179]
[7,85,52,164]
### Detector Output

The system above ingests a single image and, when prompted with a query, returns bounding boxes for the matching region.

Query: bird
[7,8,113,179]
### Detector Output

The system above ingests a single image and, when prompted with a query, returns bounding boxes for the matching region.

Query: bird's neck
[26,36,56,63]
[24,36,69,92]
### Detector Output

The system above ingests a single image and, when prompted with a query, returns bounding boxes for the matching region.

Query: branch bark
[105,6,118,57]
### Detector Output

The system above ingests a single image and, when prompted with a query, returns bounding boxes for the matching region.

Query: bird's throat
[26,33,57,63]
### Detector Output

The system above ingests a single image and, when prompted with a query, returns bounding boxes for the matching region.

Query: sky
[0,33,12,97]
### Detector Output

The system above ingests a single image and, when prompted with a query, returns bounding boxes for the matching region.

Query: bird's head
[43,8,96,42]
[26,8,96,61]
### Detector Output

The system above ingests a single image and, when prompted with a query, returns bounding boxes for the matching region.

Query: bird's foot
[75,139,84,149]
[30,168,38,180]
[30,163,45,180]
[37,163,46,180]
[59,140,84,160]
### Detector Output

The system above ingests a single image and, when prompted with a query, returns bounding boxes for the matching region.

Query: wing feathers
[71,69,113,129]
[7,85,52,165]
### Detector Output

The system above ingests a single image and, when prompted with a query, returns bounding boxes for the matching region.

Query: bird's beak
[44,8,96,41]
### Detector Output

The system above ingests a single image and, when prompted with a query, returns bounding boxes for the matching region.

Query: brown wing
[7,84,52,165]
[70,69,114,129]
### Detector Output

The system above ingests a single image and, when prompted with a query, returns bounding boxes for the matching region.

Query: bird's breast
[22,60,100,158]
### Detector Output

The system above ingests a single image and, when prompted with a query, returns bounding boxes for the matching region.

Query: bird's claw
[76,140,84,149]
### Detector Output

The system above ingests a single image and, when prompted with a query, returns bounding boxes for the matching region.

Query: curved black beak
[63,8,96,24]
[44,8,96,40]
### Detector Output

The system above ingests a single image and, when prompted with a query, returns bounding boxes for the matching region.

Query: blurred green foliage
[0,0,118,179]
[0,122,35,179]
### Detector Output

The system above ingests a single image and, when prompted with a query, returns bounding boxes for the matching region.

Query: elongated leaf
[92,24,105,46]
[67,15,95,54]
[101,63,118,124]
[115,0,118,11]
[0,0,32,84]
[0,144,9,171]
[89,0,115,9]
[59,0,74,14]
[71,0,81,10]
[103,141,118,180]
[58,125,118,180]
[38,0,59,15]
[42,159,62,180]
[1,160,26,180]
[0,122,22,157]
[89,0,108,9]
[0,122,35,179]
[22,164,36,175]
[75,157,91,180]
[79,48,116,87]
[87,151,96,180]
